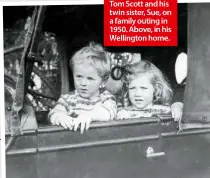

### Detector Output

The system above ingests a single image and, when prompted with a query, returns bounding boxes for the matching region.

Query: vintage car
[4,3,210,178]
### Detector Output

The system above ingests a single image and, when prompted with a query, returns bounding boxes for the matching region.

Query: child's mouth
[80,89,88,93]
[135,99,143,101]
[134,99,144,104]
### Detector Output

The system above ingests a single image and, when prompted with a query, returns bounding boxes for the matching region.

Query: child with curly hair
[117,60,182,120]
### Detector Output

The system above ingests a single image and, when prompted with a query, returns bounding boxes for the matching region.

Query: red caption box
[104,0,177,46]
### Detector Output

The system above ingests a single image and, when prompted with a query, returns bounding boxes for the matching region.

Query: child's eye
[76,75,82,78]
[87,77,95,81]
[129,87,135,90]
[141,87,148,90]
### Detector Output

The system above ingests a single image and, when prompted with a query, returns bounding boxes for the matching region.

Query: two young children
[48,42,183,133]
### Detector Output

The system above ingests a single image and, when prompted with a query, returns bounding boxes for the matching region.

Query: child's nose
[81,79,88,86]
[135,90,143,96]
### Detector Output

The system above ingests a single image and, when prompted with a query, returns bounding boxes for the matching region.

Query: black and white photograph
[2,2,210,178]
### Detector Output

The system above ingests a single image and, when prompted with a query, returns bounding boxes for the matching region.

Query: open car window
[4,5,188,134]
[4,5,187,134]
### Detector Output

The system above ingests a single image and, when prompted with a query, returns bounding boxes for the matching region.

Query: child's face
[73,63,103,99]
[128,75,154,110]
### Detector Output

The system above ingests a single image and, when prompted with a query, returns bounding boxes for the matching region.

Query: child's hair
[124,60,173,106]
[70,42,110,80]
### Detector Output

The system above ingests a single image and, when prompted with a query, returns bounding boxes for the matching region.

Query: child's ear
[100,75,109,90]
[103,75,109,84]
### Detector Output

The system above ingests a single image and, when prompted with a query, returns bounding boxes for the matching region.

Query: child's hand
[171,102,183,122]
[73,113,93,134]
[117,109,131,120]
[51,113,74,130]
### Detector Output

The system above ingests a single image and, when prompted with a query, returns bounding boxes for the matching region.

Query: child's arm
[116,108,131,120]
[90,94,117,121]
[48,95,74,129]
[152,105,171,114]
[73,92,117,134]
[171,102,183,121]
[171,86,184,121]
[117,105,171,120]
